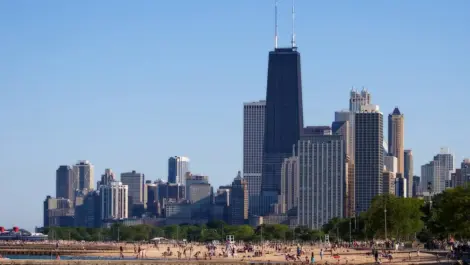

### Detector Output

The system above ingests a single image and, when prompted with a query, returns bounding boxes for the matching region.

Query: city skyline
[1,0,469,229]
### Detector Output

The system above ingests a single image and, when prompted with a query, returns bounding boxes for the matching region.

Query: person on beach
[320,249,324,260]
[311,252,315,264]
[119,246,124,259]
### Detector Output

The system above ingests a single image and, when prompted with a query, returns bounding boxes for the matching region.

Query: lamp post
[349,217,352,246]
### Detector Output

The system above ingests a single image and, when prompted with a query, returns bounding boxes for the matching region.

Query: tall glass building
[260,47,304,215]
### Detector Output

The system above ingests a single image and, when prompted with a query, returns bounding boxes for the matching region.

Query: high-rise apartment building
[261,46,304,215]
[243,100,265,216]
[349,88,371,163]
[279,156,299,214]
[168,156,190,185]
[72,160,94,192]
[297,135,346,229]
[459,159,470,187]
[100,181,128,220]
[355,104,384,214]
[412,176,421,197]
[404,150,414,197]
[56,165,74,201]
[388,108,405,174]
[120,170,145,205]
[384,155,398,173]
[421,148,454,194]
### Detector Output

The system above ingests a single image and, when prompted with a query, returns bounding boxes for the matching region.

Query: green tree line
[44,186,470,242]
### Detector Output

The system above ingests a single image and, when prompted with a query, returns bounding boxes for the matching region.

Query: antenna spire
[291,0,296,48]
[274,0,279,49]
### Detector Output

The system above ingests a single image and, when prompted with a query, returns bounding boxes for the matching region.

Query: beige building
[388,107,405,174]
[383,171,396,195]
[72,160,94,192]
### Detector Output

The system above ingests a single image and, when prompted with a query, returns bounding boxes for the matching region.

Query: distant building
[168,156,190,185]
[100,181,128,220]
[384,155,398,173]
[395,176,407,197]
[421,148,454,194]
[355,104,383,214]
[404,150,414,198]
[297,134,346,229]
[412,176,420,197]
[72,160,94,192]
[99,168,115,186]
[349,88,371,163]
[243,100,265,217]
[120,170,145,207]
[56,165,74,201]
[279,156,299,214]
[382,171,396,195]
[229,171,248,225]
[388,108,405,175]
[43,196,74,227]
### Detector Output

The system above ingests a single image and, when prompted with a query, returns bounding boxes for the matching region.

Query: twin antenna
[274,0,296,49]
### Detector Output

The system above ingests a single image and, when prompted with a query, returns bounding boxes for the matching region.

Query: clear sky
[0,0,468,230]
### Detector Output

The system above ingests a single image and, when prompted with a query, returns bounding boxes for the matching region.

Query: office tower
[100,182,128,220]
[243,100,265,216]
[297,134,346,229]
[421,148,455,194]
[458,159,470,187]
[43,196,74,227]
[382,171,396,195]
[120,170,145,205]
[146,183,158,215]
[185,173,209,200]
[168,156,190,185]
[384,155,398,173]
[388,108,405,174]
[404,150,414,197]
[56,165,74,201]
[412,176,420,197]
[349,88,371,163]
[395,176,407,197]
[261,46,304,215]
[72,160,94,192]
[99,168,115,186]
[279,156,299,214]
[355,104,383,214]
[229,171,249,225]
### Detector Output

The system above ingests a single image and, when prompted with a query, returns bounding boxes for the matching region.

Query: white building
[120,170,145,205]
[421,148,454,194]
[243,100,265,216]
[100,181,128,220]
[72,160,94,192]
[297,135,346,229]
[384,155,398,173]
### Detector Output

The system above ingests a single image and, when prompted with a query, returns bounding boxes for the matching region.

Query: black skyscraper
[260,47,304,214]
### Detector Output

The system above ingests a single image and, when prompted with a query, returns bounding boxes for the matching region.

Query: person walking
[320,249,324,260]
[310,252,315,264]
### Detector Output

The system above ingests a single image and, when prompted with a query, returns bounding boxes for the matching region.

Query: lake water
[5,255,160,260]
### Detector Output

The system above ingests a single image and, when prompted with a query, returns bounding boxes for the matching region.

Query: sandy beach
[75,243,441,265]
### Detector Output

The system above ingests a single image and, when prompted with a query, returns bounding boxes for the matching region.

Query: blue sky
[0,0,468,230]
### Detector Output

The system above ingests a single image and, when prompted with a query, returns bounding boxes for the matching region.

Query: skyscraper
[229,171,249,225]
[388,107,405,174]
[421,148,455,194]
[355,104,384,214]
[168,156,190,185]
[100,181,128,220]
[261,47,304,215]
[243,100,266,216]
[56,165,74,201]
[348,88,371,163]
[120,170,145,206]
[72,160,94,192]
[404,150,414,198]
[297,135,346,229]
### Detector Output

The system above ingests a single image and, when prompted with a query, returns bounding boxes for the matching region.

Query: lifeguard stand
[226,235,235,244]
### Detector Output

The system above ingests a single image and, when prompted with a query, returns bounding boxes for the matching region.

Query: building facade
[100,181,128,220]
[355,104,384,214]
[297,135,345,229]
[56,165,74,201]
[404,150,414,198]
[230,172,249,225]
[388,108,405,175]
[243,100,266,217]
[120,170,145,205]
[280,156,299,214]
[261,47,304,215]
[72,160,94,192]
[168,156,190,185]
